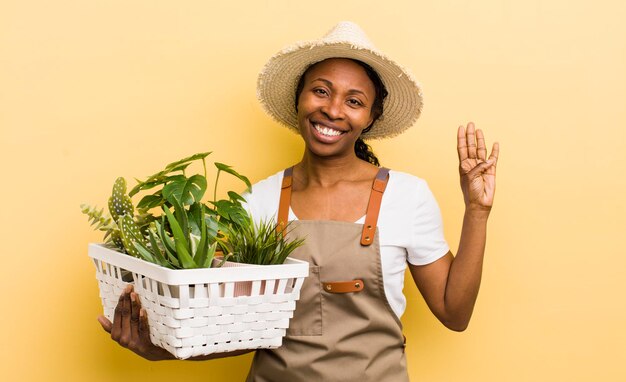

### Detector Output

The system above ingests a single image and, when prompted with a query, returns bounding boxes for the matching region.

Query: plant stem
[213,169,221,208]
[202,158,207,181]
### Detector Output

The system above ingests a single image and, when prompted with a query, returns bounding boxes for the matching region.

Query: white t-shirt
[242,169,450,318]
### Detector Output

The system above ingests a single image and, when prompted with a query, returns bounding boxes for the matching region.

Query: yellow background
[2,0,625,381]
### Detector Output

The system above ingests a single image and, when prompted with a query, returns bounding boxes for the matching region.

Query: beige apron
[246,167,409,382]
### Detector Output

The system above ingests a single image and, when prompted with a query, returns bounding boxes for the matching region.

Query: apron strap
[276,166,390,244]
[276,166,294,236]
[360,167,390,246]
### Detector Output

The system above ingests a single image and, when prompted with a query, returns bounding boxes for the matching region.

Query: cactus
[108,177,134,222]
[82,178,144,255]
[109,230,124,250]
[117,214,146,258]
[106,177,144,256]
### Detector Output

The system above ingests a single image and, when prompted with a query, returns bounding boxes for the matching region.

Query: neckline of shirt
[288,207,366,224]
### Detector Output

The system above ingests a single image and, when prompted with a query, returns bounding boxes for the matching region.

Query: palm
[457,123,499,210]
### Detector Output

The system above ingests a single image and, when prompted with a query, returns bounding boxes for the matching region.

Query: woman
[98,22,499,381]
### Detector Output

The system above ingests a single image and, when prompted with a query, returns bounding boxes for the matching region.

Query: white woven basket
[88,243,309,359]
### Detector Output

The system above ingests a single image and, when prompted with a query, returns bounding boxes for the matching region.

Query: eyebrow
[311,78,370,101]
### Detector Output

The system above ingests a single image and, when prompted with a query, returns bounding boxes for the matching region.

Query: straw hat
[257,21,423,140]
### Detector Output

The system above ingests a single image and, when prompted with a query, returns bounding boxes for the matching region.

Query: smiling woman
[295,57,388,166]
[296,58,376,160]
[100,21,500,382]
[244,21,499,381]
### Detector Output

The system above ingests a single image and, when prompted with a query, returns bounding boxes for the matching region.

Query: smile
[313,123,344,137]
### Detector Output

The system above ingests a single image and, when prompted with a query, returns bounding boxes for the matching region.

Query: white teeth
[314,124,342,137]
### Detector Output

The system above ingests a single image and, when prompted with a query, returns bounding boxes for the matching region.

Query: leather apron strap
[276,166,390,244]
[361,167,390,246]
[276,166,293,235]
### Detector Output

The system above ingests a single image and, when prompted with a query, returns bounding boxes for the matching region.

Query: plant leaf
[156,219,174,253]
[162,175,207,206]
[205,214,219,238]
[169,197,190,245]
[156,219,180,267]
[162,162,191,174]
[129,174,186,197]
[165,152,211,171]
[137,194,164,209]
[214,162,252,191]
[193,205,208,266]
[162,205,195,268]
[212,199,250,227]
[146,228,173,268]
[227,191,246,203]
[203,242,218,268]
[132,241,156,263]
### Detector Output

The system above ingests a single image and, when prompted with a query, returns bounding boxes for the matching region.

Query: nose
[320,96,344,120]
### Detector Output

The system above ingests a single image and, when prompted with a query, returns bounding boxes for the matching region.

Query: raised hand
[457,122,499,213]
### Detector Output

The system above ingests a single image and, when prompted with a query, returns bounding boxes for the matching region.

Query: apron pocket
[286,265,322,336]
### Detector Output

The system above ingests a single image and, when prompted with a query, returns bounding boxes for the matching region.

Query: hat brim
[257,41,423,140]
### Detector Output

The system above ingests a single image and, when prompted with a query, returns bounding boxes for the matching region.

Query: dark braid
[354,134,380,166]
[295,58,388,167]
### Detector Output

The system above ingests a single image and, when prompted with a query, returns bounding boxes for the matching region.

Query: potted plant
[82,152,308,359]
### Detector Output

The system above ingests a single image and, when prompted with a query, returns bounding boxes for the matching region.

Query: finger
[483,142,500,175]
[457,125,468,162]
[98,315,112,334]
[488,142,500,164]
[111,289,126,341]
[476,129,487,162]
[130,292,141,341]
[466,122,477,159]
[467,158,495,178]
[119,285,133,346]
[139,308,152,344]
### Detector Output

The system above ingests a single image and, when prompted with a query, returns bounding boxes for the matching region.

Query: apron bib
[247,168,409,382]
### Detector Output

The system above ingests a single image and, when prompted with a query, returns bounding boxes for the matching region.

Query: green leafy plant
[219,218,305,265]
[82,152,252,269]
[83,152,304,268]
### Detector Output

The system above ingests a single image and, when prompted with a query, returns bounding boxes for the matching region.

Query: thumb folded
[468,160,494,177]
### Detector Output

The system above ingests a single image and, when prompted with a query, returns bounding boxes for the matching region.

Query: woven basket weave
[89,243,308,359]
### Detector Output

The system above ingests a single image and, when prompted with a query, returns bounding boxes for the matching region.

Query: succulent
[80,204,122,248]
[117,214,146,259]
[108,177,134,222]
[109,230,124,250]
[220,218,304,265]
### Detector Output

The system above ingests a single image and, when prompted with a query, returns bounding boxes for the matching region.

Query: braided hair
[295,59,388,167]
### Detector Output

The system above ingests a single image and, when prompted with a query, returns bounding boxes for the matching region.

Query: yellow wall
[2,1,625,381]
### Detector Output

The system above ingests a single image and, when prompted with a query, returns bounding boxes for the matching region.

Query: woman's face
[296,58,376,160]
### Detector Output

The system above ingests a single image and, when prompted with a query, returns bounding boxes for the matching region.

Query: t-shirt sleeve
[241,170,283,224]
[406,178,450,266]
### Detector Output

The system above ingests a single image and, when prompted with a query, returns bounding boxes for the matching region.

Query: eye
[347,98,364,107]
[313,88,329,96]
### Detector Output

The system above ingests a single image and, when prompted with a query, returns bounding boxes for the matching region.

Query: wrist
[144,345,176,361]
[464,206,491,221]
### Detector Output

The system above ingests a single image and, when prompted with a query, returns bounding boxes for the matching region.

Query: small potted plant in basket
[82,152,308,359]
